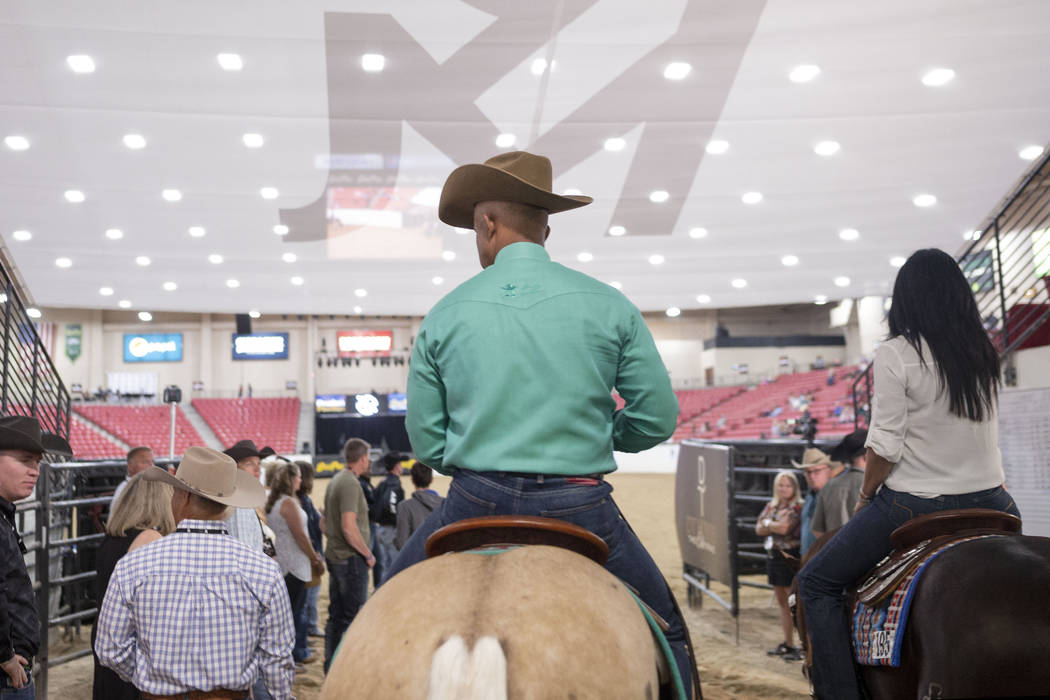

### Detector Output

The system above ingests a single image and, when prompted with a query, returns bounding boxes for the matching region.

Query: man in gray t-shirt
[812,430,868,537]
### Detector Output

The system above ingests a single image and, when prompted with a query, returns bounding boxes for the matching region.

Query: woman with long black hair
[798,248,1021,700]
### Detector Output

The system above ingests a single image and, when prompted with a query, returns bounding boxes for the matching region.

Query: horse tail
[427,635,507,700]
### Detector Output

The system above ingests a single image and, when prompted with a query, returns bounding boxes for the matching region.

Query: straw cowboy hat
[143,446,265,508]
[0,415,73,456]
[791,447,832,469]
[438,151,593,229]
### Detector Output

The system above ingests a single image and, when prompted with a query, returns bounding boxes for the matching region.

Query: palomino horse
[322,517,685,699]
[794,513,1050,699]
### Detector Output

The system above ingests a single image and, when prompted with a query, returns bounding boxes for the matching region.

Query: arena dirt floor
[48,473,809,699]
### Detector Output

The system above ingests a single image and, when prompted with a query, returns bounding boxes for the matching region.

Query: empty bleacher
[69,416,126,459]
[73,404,204,456]
[192,398,300,454]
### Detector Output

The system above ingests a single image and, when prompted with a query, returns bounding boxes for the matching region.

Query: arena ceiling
[2,1,1049,319]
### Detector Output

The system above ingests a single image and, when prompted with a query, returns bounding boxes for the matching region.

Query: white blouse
[266,495,311,582]
[865,335,1005,497]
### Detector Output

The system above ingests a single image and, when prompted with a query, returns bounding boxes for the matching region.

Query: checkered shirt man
[95,519,295,698]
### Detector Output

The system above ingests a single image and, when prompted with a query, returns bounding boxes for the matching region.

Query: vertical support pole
[29,338,40,415]
[169,401,176,459]
[1,283,12,414]
[35,463,50,700]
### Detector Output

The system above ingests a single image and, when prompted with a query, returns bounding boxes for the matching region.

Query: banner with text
[124,333,183,363]
[336,329,393,357]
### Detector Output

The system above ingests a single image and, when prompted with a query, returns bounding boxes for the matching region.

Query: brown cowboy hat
[791,447,832,469]
[438,151,592,229]
[224,439,270,463]
[0,415,73,456]
[142,446,264,508]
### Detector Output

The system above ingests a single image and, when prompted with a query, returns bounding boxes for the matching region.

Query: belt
[494,471,605,482]
[142,689,248,700]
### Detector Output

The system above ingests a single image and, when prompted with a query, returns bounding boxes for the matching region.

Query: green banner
[65,324,82,363]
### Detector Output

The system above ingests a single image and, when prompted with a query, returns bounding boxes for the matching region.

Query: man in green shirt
[322,437,374,672]
[386,151,696,697]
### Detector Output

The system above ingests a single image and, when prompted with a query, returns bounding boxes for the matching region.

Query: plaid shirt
[94,519,294,698]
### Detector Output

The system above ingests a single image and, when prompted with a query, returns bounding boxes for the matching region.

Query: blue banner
[124,333,183,362]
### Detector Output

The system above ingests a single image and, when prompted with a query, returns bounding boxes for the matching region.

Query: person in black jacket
[371,452,405,585]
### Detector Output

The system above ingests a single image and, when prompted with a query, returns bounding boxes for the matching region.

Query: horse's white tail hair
[426,635,507,700]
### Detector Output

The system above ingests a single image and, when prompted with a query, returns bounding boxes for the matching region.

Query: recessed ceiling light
[789,64,820,83]
[66,55,96,73]
[162,281,177,291]
[99,287,114,296]
[1019,145,1045,161]
[456,228,472,236]
[696,294,711,304]
[531,58,547,75]
[608,225,626,237]
[705,139,729,155]
[839,228,860,241]
[731,278,747,289]
[648,254,665,266]
[577,252,594,263]
[441,250,456,261]
[353,305,362,314]
[226,279,240,289]
[242,133,264,148]
[248,310,261,319]
[123,134,146,150]
[666,307,681,318]
[689,227,708,239]
[273,225,289,236]
[54,257,72,268]
[135,256,150,266]
[138,311,152,322]
[12,230,32,242]
[890,256,907,268]
[608,281,622,290]
[354,288,367,298]
[291,276,304,286]
[814,294,829,305]
[834,276,851,287]
[260,187,279,200]
[495,133,516,148]
[562,188,583,195]
[64,190,85,203]
[604,137,626,152]
[162,189,182,202]
[913,193,937,208]
[814,140,840,156]
[282,252,297,263]
[361,53,386,72]
[217,53,243,71]
[4,136,29,151]
[208,254,223,264]
[188,226,206,238]
[741,191,763,204]
[118,300,132,309]
[649,190,670,203]
[781,254,799,266]
[105,228,124,240]
[26,308,42,319]
[663,62,692,80]
[432,276,444,285]
[964,229,982,241]
[921,68,955,87]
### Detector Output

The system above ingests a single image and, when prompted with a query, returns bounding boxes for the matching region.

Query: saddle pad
[852,534,1001,666]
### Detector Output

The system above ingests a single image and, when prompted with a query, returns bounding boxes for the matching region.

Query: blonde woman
[755,470,803,661]
[94,474,174,700]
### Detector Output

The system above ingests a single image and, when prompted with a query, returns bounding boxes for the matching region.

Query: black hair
[887,248,1000,421]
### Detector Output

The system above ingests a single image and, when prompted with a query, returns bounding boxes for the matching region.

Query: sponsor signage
[124,333,183,363]
[315,394,347,413]
[676,442,733,586]
[387,392,407,413]
[336,329,393,357]
[232,333,289,360]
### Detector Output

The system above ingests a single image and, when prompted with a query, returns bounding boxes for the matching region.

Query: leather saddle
[425,514,611,565]
[855,508,1021,606]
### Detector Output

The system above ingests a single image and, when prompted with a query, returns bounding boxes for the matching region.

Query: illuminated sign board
[387,392,407,413]
[337,330,393,357]
[124,333,183,363]
[315,394,347,413]
[232,333,289,360]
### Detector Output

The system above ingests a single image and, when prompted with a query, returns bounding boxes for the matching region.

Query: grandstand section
[68,415,126,459]
[192,397,300,454]
[73,404,204,456]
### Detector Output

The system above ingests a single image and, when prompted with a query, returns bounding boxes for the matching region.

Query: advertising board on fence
[675,441,733,586]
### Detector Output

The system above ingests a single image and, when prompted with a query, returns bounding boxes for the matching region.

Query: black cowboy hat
[0,415,73,456]
[223,439,268,463]
[829,429,868,463]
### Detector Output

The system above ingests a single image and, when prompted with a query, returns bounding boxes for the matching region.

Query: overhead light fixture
[839,228,860,241]
[781,255,799,266]
[66,55,96,73]
[118,299,132,309]
[608,225,626,237]
[54,257,72,268]
[12,230,32,241]
[138,311,152,322]
[705,139,729,155]
[912,193,937,208]
[608,281,622,290]
[814,140,840,156]
[789,64,820,83]
[649,190,670,203]
[226,279,240,289]
[354,288,367,298]
[242,133,264,148]
[604,137,626,152]
[208,254,224,264]
[663,62,691,80]
[688,227,708,239]
[282,252,297,263]
[135,256,151,266]
[105,228,124,240]
[162,189,182,202]
[361,53,386,72]
[441,250,456,261]
[99,287,114,296]
[495,133,516,148]
[530,58,556,75]
[921,68,955,87]
[731,278,747,289]
[273,224,289,236]
[814,294,829,305]
[248,310,261,319]
[1019,145,1045,161]
[741,191,763,205]
[217,53,243,71]
[123,134,146,150]
[432,276,444,285]
[890,256,906,268]
[291,276,304,286]
[26,308,42,319]
[834,276,851,287]
[4,135,30,151]
[648,254,665,266]
[666,307,681,318]
[577,252,594,263]
[188,226,206,238]
[696,294,711,304]
[64,190,85,203]
[163,281,177,291]
[353,305,362,314]
[260,187,279,200]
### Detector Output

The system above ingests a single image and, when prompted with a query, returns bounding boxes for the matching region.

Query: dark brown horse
[793,531,1050,699]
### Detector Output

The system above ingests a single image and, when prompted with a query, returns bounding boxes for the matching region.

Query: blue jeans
[285,574,308,663]
[324,554,369,673]
[0,679,33,699]
[385,469,693,699]
[250,675,272,700]
[798,485,1020,700]
[373,524,398,585]
[304,584,321,633]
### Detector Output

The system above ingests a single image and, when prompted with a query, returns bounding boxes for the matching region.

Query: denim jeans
[0,679,33,699]
[798,484,1020,700]
[385,469,694,699]
[304,584,321,633]
[324,554,369,673]
[250,675,272,700]
[284,574,308,663]
[373,524,398,586]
